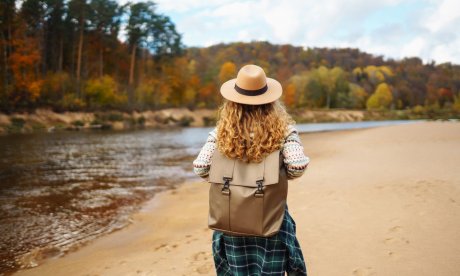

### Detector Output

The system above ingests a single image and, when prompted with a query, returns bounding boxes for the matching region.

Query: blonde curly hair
[215,99,295,163]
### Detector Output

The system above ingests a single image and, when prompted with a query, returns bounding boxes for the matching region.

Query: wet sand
[14,121,460,276]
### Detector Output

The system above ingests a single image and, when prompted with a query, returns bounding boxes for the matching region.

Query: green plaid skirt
[212,205,307,276]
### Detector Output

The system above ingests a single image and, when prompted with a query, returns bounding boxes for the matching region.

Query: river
[0,120,424,274]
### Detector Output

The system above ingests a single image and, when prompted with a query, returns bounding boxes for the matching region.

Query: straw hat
[220,64,282,105]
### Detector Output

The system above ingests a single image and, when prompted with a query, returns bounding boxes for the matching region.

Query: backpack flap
[209,150,235,183]
[209,149,281,187]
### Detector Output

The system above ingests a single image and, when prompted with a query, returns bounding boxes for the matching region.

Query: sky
[118,0,460,64]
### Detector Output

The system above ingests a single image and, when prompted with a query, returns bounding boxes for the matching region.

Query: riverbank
[2,107,457,135]
[13,120,460,276]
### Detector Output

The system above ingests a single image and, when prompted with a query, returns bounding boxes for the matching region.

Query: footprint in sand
[193,251,209,261]
[388,225,402,233]
[192,251,213,274]
[449,197,460,206]
[185,234,199,244]
[383,237,395,244]
[383,225,410,259]
[387,250,398,258]
[154,243,167,251]
[195,264,212,275]
[352,266,375,276]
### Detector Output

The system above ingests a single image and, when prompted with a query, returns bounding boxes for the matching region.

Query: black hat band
[234,84,268,96]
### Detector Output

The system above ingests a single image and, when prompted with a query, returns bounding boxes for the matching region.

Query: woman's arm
[192,128,217,179]
[282,128,310,179]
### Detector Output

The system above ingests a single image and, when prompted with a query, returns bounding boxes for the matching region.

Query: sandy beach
[14,121,460,276]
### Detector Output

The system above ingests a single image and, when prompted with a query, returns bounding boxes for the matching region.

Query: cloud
[122,0,460,64]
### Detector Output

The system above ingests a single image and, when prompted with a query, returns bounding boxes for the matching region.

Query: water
[0,120,424,274]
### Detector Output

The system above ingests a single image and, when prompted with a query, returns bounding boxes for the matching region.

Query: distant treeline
[188,44,460,113]
[1,1,459,114]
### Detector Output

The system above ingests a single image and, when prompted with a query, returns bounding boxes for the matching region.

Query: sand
[14,121,460,276]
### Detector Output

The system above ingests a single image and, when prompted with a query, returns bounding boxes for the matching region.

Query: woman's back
[193,125,309,275]
[192,64,310,276]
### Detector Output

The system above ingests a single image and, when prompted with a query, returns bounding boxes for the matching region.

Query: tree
[0,0,16,109]
[68,0,90,85]
[366,83,393,110]
[84,75,126,108]
[289,73,310,107]
[89,0,125,77]
[314,66,347,108]
[148,14,183,58]
[348,83,368,109]
[8,16,43,107]
[283,83,296,108]
[20,0,46,74]
[126,1,182,87]
[218,61,236,83]
[43,0,67,72]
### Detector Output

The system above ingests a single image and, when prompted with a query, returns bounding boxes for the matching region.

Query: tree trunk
[129,44,136,86]
[40,18,47,75]
[128,44,137,107]
[7,18,13,87]
[99,43,103,77]
[58,37,63,72]
[139,48,146,83]
[1,31,8,92]
[76,22,84,83]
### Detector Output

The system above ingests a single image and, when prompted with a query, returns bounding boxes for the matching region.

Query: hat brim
[220,77,282,105]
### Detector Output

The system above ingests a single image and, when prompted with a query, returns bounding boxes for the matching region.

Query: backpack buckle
[222,177,232,196]
[254,179,264,197]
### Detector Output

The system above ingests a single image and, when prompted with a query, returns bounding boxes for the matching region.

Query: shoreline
[1,107,454,136]
[13,121,460,276]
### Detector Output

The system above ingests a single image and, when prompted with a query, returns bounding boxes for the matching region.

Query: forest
[1,0,460,115]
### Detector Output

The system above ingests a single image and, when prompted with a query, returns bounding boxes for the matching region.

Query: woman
[193,64,310,275]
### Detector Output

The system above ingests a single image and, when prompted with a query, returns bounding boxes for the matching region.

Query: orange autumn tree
[8,18,43,107]
[219,61,236,83]
[284,83,296,108]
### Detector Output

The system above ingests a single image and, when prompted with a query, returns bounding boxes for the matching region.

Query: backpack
[207,147,288,237]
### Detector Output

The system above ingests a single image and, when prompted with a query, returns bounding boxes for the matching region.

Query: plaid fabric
[212,205,307,276]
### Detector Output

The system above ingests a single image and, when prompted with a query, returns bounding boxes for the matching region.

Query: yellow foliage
[364,65,378,75]
[60,94,86,109]
[379,66,394,77]
[135,78,169,107]
[363,65,393,84]
[349,83,368,109]
[352,67,362,76]
[412,105,425,114]
[84,75,127,107]
[373,70,385,83]
[452,95,460,112]
[219,62,237,83]
[366,83,393,110]
[184,88,197,104]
